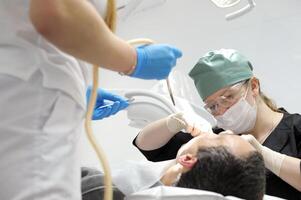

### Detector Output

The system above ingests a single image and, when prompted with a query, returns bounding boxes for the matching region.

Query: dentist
[0,0,182,199]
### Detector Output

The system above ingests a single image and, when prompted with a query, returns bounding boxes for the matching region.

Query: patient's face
[176,132,255,159]
[160,132,256,186]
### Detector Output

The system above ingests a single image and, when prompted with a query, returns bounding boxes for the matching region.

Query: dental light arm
[210,0,256,20]
[225,0,256,20]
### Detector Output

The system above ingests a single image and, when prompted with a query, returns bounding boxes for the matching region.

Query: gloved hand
[166,112,213,136]
[241,134,286,176]
[130,44,182,80]
[86,87,129,120]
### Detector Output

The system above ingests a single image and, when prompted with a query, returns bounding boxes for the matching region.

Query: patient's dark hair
[176,146,265,200]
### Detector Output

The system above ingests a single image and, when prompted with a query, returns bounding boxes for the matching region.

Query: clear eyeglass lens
[204,81,248,114]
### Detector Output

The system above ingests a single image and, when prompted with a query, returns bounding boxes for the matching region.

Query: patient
[81,133,266,200]
[154,133,265,200]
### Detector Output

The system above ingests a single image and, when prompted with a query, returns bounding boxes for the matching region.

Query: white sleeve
[88,0,107,18]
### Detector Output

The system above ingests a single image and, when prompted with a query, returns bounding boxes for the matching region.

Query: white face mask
[215,88,257,134]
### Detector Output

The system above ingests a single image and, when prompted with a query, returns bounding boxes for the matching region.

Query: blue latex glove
[86,87,129,120]
[130,44,182,80]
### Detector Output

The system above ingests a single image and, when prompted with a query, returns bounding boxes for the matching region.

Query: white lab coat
[0,0,106,199]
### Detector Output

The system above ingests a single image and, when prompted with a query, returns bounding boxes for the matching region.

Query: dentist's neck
[249,97,283,142]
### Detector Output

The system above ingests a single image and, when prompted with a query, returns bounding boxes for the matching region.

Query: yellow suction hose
[85,1,155,200]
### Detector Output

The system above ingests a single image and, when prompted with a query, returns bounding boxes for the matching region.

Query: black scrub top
[133,112,301,200]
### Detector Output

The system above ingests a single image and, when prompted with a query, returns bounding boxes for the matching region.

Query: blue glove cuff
[130,47,145,78]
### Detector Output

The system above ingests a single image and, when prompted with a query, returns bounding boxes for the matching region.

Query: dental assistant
[0,0,182,199]
[134,49,301,199]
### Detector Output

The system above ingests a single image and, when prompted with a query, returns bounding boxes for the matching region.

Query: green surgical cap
[189,49,253,100]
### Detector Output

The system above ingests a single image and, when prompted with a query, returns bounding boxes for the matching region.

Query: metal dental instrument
[166,78,176,106]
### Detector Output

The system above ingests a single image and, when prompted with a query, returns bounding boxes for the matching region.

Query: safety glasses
[204,80,249,115]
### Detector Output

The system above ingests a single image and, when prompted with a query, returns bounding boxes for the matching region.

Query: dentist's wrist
[166,113,186,134]
[119,46,137,76]
[261,146,285,176]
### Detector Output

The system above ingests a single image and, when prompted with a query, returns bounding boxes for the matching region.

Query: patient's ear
[178,154,197,170]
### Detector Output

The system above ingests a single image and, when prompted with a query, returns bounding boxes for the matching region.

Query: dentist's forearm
[136,118,178,151]
[30,0,135,73]
[279,156,301,191]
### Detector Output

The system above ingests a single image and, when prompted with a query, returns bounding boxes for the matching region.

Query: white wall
[80,0,301,168]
